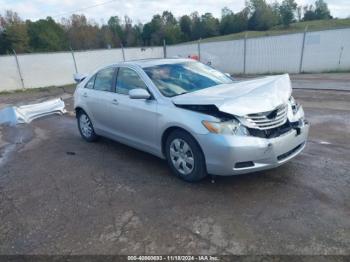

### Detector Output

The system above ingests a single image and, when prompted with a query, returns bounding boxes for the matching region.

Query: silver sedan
[74,58,309,182]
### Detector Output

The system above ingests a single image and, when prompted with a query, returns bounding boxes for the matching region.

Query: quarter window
[85,75,95,89]
[93,67,115,92]
[116,67,148,95]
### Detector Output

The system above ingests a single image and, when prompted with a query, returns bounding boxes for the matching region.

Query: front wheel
[165,130,207,182]
[77,111,98,142]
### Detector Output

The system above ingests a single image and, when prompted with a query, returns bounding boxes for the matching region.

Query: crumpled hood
[172,74,292,116]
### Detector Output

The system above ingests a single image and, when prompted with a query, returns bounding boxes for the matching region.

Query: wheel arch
[75,106,86,118]
[161,126,205,160]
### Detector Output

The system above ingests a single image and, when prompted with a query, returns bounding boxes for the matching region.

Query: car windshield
[143,61,233,97]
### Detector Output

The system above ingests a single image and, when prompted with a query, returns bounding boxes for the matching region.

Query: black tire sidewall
[77,111,97,142]
[165,130,207,182]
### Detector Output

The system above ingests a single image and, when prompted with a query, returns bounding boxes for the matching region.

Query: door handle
[82,92,88,98]
[112,99,119,105]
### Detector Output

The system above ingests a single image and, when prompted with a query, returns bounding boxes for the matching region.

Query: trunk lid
[172,74,292,116]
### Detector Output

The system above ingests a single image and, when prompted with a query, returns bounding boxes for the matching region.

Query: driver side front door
[108,67,159,155]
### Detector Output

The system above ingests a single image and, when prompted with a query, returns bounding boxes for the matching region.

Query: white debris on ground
[0,98,66,125]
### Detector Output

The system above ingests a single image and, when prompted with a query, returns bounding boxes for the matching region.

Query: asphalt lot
[0,74,349,255]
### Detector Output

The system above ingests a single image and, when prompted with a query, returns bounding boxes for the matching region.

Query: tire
[77,110,98,142]
[165,130,207,182]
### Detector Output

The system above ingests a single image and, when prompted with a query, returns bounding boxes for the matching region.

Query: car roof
[123,58,194,68]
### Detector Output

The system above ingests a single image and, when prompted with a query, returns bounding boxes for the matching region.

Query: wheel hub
[169,138,194,175]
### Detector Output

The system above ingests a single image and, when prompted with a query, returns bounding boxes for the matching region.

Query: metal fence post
[197,38,201,61]
[338,46,344,66]
[243,32,248,75]
[12,49,25,89]
[163,39,167,58]
[299,26,308,73]
[70,47,78,73]
[121,43,126,61]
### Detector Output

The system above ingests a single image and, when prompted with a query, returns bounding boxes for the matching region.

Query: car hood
[172,74,292,116]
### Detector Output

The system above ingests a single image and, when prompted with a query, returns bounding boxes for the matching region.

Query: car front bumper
[195,121,309,176]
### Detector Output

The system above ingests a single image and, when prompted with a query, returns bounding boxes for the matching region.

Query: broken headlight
[289,96,300,114]
[202,119,248,135]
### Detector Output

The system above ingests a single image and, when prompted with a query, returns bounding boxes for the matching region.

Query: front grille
[247,120,293,138]
[244,104,288,130]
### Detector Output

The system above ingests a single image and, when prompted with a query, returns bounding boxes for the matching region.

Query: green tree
[220,7,249,35]
[303,5,317,21]
[200,13,219,38]
[303,0,332,21]
[247,0,278,31]
[26,17,68,52]
[279,0,297,27]
[142,22,152,45]
[220,8,235,35]
[315,0,332,19]
[179,15,192,41]
[107,16,123,47]
[61,14,100,50]
[161,11,182,44]
[0,10,29,54]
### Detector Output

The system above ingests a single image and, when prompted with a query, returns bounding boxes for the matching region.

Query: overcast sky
[1,0,349,24]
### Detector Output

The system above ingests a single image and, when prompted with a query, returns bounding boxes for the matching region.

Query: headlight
[289,96,300,114]
[202,119,248,135]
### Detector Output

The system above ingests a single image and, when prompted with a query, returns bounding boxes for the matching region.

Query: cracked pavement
[0,76,349,255]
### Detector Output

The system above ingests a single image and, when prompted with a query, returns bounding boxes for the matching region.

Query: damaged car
[74,58,309,182]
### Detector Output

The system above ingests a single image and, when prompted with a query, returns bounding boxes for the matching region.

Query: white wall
[0,55,22,90]
[1,28,349,91]
[201,40,245,74]
[167,28,350,75]
[166,43,198,59]
[245,33,303,74]
[0,46,163,91]
[302,29,350,72]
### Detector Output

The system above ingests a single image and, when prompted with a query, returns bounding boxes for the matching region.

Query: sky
[1,0,349,24]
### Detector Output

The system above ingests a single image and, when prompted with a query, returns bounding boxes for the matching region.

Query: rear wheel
[77,111,98,142]
[165,130,207,182]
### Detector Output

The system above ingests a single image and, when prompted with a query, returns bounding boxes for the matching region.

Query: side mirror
[73,73,88,83]
[129,88,151,99]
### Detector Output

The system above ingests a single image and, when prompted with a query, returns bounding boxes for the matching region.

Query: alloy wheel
[169,138,194,175]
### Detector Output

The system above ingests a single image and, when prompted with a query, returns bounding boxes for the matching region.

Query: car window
[85,75,95,89]
[144,61,233,97]
[116,67,148,95]
[94,67,115,92]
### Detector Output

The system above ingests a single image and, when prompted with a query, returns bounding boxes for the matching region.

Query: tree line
[0,0,332,55]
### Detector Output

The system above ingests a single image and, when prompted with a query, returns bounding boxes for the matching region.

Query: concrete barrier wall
[1,28,349,91]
